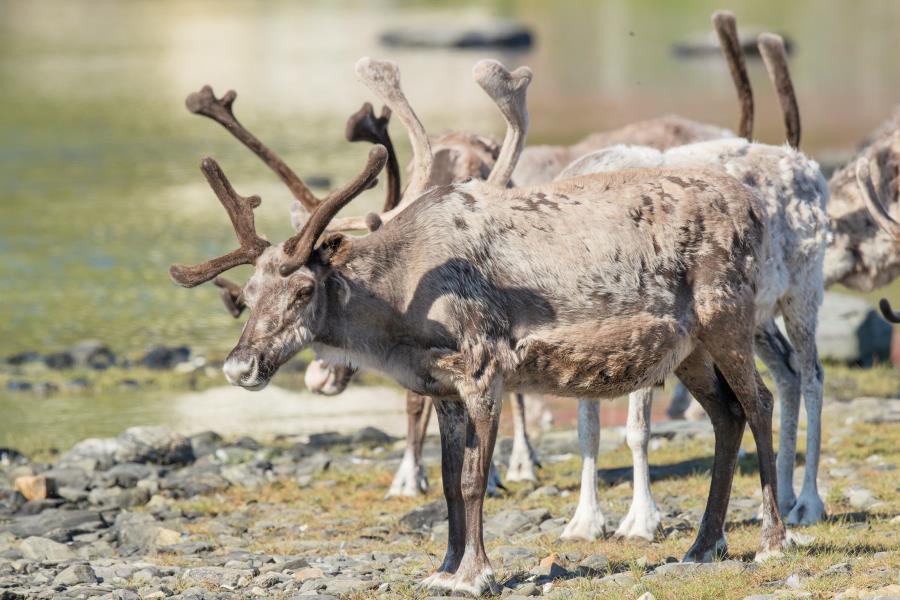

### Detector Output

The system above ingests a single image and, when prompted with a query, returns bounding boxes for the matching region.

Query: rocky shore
[1,394,898,599]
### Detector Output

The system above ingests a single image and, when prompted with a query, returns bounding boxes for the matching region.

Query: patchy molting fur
[562,137,831,526]
[824,130,900,290]
[512,114,734,186]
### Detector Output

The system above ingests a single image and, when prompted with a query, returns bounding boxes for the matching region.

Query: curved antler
[712,11,754,140]
[758,33,801,149]
[473,59,532,187]
[186,85,321,213]
[280,146,388,276]
[856,157,900,240]
[356,58,434,203]
[169,158,270,288]
[345,102,401,211]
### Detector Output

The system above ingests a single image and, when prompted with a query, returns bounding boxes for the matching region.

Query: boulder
[43,352,75,370]
[188,431,223,459]
[53,563,97,586]
[399,500,448,531]
[19,536,76,561]
[60,427,193,469]
[0,509,105,542]
[5,351,41,366]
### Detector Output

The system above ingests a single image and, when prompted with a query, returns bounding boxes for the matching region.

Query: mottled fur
[564,137,830,525]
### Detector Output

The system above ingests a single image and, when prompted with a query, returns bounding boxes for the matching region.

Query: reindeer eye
[294,282,314,304]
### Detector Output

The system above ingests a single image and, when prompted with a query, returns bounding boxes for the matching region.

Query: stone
[399,500,448,531]
[812,293,892,366]
[6,380,32,392]
[576,553,610,577]
[88,486,151,509]
[5,351,41,365]
[13,476,57,501]
[351,427,395,447]
[181,566,255,589]
[845,487,878,510]
[533,553,566,579]
[293,566,325,582]
[1,509,105,541]
[821,562,851,577]
[189,431,223,459]
[113,426,194,466]
[44,351,75,370]
[68,340,115,370]
[41,466,90,490]
[529,485,559,497]
[160,463,230,498]
[0,448,26,466]
[19,536,76,561]
[636,594,656,600]
[114,512,181,551]
[96,462,157,488]
[139,345,191,370]
[496,546,537,567]
[326,578,374,594]
[485,508,550,537]
[380,21,533,49]
[53,563,97,586]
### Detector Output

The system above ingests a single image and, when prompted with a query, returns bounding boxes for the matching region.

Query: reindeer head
[169,146,387,390]
[173,57,531,390]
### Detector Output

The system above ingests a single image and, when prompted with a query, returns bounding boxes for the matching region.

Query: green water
[2,0,900,448]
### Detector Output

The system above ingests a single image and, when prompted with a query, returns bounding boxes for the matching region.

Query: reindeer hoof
[785,492,825,526]
[560,503,606,541]
[683,536,727,563]
[613,499,663,541]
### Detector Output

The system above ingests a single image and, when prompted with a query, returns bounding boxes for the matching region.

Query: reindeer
[185,60,535,498]
[855,148,900,323]
[559,27,831,535]
[170,54,791,596]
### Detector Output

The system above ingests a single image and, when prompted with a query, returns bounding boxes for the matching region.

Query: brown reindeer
[170,56,789,596]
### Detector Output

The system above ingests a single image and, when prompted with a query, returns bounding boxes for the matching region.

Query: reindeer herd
[167,11,900,597]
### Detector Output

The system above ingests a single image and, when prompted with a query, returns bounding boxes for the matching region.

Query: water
[2,0,899,448]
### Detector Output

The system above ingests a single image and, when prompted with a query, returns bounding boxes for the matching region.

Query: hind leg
[755,320,802,516]
[781,294,826,526]
[506,393,542,482]
[561,398,606,540]
[615,388,663,541]
[675,349,746,561]
[701,339,788,560]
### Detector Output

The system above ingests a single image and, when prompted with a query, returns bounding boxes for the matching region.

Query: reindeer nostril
[223,356,255,386]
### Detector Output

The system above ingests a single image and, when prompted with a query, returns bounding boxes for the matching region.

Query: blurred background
[2,0,899,452]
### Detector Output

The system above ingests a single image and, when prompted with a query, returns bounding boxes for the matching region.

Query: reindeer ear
[314,232,352,267]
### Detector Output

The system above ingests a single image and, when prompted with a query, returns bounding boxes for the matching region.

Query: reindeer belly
[511,316,695,398]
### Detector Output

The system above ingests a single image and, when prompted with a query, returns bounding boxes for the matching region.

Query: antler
[758,33,801,149]
[355,58,434,203]
[169,158,270,288]
[186,86,321,213]
[712,11,754,140]
[879,299,900,324]
[280,146,388,276]
[856,157,900,240]
[473,59,532,187]
[345,102,402,211]
[213,276,246,318]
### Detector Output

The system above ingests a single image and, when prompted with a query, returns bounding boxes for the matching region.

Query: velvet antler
[213,276,247,318]
[186,86,321,213]
[712,11,754,140]
[280,146,388,276]
[346,102,402,212]
[472,59,532,187]
[758,33,801,149]
[169,158,270,287]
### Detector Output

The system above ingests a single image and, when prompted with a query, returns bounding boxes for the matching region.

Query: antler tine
[213,276,246,318]
[473,59,532,187]
[169,158,270,288]
[712,11,754,140]
[856,157,900,240]
[280,145,388,276]
[345,102,402,211]
[355,58,434,204]
[186,85,321,213]
[879,299,900,324]
[758,33,801,149]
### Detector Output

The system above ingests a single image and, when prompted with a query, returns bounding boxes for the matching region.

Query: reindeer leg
[421,397,467,589]
[667,381,693,420]
[755,320,801,517]
[387,391,430,498]
[561,398,606,540]
[615,388,663,541]
[506,393,541,482]
[781,295,826,526]
[444,378,503,596]
[675,349,746,562]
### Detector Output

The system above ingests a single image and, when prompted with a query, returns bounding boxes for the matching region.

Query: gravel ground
[0,395,897,599]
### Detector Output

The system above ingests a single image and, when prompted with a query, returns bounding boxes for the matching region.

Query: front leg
[420,396,466,590]
[444,378,504,596]
[386,391,431,498]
